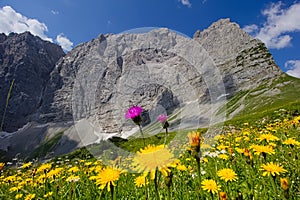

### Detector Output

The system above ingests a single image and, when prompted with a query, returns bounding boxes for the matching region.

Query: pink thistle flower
[125,106,143,119]
[157,114,168,123]
[125,106,143,125]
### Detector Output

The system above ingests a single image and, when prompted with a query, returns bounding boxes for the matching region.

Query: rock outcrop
[193,18,282,95]
[0,32,65,132]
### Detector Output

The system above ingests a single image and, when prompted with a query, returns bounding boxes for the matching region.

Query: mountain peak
[193,18,282,93]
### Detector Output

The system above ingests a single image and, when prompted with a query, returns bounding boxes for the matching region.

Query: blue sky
[0,0,300,77]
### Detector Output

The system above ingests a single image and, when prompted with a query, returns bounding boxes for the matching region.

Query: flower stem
[196,157,201,185]
[145,175,149,200]
[270,175,278,196]
[154,168,160,200]
[164,128,168,146]
[110,184,116,200]
[139,125,146,147]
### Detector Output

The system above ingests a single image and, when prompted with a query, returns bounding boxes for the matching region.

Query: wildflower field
[0,110,299,199]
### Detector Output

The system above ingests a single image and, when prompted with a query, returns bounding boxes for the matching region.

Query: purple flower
[125,106,143,125]
[125,106,143,119]
[157,114,168,123]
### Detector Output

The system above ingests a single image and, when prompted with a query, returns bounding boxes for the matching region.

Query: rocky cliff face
[193,18,282,95]
[0,32,65,132]
[39,19,283,136]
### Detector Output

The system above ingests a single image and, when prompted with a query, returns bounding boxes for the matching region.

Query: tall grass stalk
[0,79,15,132]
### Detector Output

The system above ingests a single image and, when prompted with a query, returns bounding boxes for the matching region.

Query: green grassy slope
[221,74,300,126]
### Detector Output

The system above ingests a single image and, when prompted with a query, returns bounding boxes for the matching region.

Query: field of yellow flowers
[0,111,299,199]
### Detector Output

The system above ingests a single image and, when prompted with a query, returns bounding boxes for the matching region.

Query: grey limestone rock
[193,18,282,95]
[39,19,283,137]
[0,32,65,132]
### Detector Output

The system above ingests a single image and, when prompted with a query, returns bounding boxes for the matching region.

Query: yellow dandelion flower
[257,133,279,142]
[21,162,32,169]
[260,162,287,176]
[217,144,228,151]
[15,194,23,199]
[235,147,244,154]
[282,138,300,146]
[43,192,53,198]
[94,165,103,173]
[68,166,79,173]
[36,174,47,184]
[18,180,30,187]
[243,148,253,160]
[134,174,148,187]
[89,176,97,181]
[250,144,275,155]
[242,131,250,136]
[266,126,277,132]
[36,163,52,173]
[176,164,187,171]
[235,136,243,142]
[292,116,300,124]
[9,186,21,192]
[47,167,63,179]
[218,154,229,160]
[3,175,17,183]
[132,144,174,179]
[95,166,123,191]
[84,161,93,166]
[201,179,221,194]
[217,168,238,182]
[201,157,208,163]
[227,133,233,137]
[24,193,35,200]
[169,159,187,171]
[280,178,289,190]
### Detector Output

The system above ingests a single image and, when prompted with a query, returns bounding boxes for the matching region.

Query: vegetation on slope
[221,74,300,126]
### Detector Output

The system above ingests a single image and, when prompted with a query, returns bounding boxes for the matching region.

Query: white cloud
[0,6,53,42]
[0,6,73,52]
[242,24,258,34]
[285,60,300,78]
[244,2,300,49]
[179,0,192,7]
[56,33,73,52]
